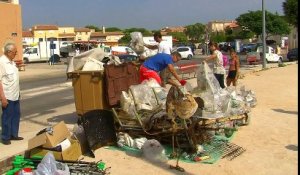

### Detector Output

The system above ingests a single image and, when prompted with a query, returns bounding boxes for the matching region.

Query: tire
[23,58,29,64]
[187,54,193,60]
[278,57,283,64]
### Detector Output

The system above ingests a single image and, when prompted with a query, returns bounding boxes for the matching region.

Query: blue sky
[20,0,285,30]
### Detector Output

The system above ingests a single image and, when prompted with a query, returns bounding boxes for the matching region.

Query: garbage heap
[113,61,257,158]
[63,44,257,165]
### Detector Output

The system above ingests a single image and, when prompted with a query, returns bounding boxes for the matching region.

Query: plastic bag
[194,62,221,94]
[72,124,89,154]
[129,32,145,55]
[34,152,70,175]
[120,91,136,117]
[67,48,107,72]
[129,84,158,112]
[142,139,168,163]
[82,57,104,71]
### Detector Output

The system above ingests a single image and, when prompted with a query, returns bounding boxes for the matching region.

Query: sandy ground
[0,63,297,175]
[82,64,298,175]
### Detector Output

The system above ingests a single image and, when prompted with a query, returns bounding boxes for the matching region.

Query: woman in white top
[204,42,226,88]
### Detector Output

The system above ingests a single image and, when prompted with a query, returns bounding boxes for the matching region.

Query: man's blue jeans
[1,100,21,141]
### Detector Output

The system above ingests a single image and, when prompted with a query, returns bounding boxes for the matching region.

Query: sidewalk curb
[239,62,297,78]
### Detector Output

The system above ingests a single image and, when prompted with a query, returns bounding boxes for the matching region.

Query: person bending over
[139,52,186,87]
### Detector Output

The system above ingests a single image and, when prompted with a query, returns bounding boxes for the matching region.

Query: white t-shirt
[158,41,172,54]
[213,50,225,75]
[0,55,20,101]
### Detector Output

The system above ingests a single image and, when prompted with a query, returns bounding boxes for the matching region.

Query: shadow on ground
[272,109,298,115]
[285,144,298,151]
[47,112,78,124]
[119,149,195,175]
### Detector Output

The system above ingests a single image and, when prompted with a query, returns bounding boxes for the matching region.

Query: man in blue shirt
[140,52,186,86]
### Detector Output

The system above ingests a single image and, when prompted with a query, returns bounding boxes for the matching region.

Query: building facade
[0,0,22,60]
[58,27,76,41]
[32,25,59,42]
[207,20,238,33]
[90,31,124,46]
[22,31,34,47]
[74,28,93,41]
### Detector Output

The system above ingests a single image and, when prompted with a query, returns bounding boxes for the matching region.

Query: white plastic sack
[120,91,136,117]
[66,48,107,72]
[142,139,168,163]
[82,57,104,71]
[194,62,221,94]
[129,32,145,55]
[34,152,70,175]
[129,84,158,111]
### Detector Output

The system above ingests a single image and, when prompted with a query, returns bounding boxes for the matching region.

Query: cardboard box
[28,121,71,149]
[30,138,82,161]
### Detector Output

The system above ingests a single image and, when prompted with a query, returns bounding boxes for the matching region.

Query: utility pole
[205,26,209,55]
[262,0,267,69]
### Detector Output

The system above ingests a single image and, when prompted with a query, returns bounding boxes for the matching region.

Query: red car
[246,52,261,64]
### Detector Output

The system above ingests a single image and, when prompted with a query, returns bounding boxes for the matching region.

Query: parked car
[173,46,194,60]
[59,41,73,57]
[246,46,283,64]
[246,52,261,64]
[117,54,139,62]
[287,48,298,61]
[241,43,257,53]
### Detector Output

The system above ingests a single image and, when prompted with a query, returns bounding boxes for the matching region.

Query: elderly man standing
[0,42,23,145]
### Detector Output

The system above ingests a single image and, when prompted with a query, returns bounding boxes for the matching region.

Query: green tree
[224,26,255,41]
[105,27,123,32]
[168,32,188,43]
[185,23,206,42]
[283,0,298,29]
[210,32,226,43]
[236,10,291,38]
[85,25,100,32]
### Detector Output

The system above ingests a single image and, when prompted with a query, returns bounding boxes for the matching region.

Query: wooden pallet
[198,113,250,126]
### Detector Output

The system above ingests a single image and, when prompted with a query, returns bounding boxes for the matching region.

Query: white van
[257,46,283,63]
[23,41,60,63]
[247,46,284,64]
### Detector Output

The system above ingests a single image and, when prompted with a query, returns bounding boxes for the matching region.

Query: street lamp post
[262,0,267,69]
[205,26,209,55]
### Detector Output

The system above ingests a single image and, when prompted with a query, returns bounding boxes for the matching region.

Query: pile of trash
[192,62,257,118]
[66,48,123,72]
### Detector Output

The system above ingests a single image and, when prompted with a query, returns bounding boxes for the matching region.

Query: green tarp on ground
[106,132,236,164]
